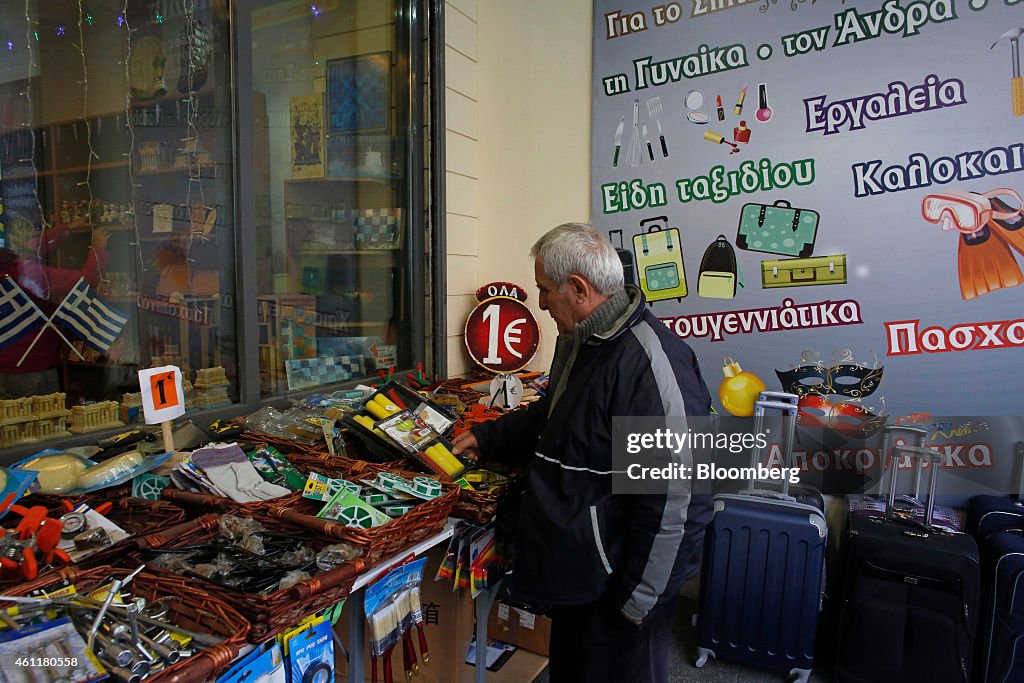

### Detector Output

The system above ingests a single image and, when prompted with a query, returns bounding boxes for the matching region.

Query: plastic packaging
[17,452,93,494]
[75,450,146,489]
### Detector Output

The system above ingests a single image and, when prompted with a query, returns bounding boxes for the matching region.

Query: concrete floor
[532,577,836,683]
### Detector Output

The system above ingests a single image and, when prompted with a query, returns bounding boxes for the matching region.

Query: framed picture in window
[326,52,391,134]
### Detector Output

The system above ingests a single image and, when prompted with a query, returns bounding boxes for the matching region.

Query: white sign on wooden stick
[138,365,185,425]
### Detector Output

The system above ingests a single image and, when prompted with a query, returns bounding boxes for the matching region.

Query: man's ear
[566,274,590,302]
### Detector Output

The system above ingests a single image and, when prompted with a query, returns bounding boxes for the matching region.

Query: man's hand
[450,430,481,464]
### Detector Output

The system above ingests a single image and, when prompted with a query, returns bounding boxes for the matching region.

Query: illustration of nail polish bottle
[733,120,751,144]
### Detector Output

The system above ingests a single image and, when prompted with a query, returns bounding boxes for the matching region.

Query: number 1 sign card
[138,365,186,425]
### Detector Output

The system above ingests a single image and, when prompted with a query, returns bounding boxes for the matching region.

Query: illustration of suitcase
[977,528,1024,683]
[737,199,818,257]
[633,216,687,303]
[761,254,846,288]
[608,229,636,286]
[967,441,1024,539]
[695,397,826,683]
[837,444,980,683]
[697,234,741,298]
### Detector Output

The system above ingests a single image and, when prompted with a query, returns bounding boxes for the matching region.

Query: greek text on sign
[464,294,540,374]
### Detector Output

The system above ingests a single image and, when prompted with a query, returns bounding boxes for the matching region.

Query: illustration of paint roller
[420,442,465,479]
[992,27,1024,117]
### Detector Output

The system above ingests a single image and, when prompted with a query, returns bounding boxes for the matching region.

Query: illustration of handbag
[736,199,818,257]
[698,235,743,298]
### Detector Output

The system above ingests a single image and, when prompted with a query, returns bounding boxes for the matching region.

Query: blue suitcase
[977,529,1024,683]
[695,397,827,683]
[967,441,1024,540]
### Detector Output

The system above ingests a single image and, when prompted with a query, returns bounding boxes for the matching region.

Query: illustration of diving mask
[921,188,1023,233]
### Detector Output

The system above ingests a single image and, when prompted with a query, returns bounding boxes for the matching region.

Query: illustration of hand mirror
[685,90,710,124]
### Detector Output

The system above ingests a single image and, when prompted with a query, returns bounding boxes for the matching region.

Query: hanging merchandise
[365,558,428,683]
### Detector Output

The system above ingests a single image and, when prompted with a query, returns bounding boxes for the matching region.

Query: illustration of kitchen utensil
[612,116,625,167]
[646,96,669,157]
[716,94,725,121]
[643,123,654,161]
[734,84,748,116]
[685,90,710,124]
[703,130,740,154]
[756,83,773,122]
[991,27,1024,117]
[625,99,642,168]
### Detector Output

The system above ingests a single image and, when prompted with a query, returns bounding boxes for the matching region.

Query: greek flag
[0,276,46,350]
[52,278,128,352]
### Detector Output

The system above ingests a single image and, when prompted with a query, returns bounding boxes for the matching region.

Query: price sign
[464,297,540,373]
[138,365,185,425]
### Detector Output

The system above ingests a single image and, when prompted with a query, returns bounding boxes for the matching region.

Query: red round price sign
[464,297,540,373]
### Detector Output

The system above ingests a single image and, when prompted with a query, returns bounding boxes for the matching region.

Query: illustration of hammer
[992,27,1024,117]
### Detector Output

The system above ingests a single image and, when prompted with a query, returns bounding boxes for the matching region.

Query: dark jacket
[473,285,713,623]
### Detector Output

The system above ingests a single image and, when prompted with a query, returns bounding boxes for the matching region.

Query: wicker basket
[0,496,194,591]
[134,513,365,642]
[264,454,457,566]
[0,565,249,683]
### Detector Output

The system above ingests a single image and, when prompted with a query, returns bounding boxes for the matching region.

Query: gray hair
[530,223,624,297]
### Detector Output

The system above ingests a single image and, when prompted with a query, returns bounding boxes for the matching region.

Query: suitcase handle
[870,425,928,497]
[862,560,964,594]
[748,396,799,498]
[609,229,625,250]
[886,445,944,528]
[639,216,668,232]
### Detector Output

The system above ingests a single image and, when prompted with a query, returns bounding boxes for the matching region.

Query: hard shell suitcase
[633,216,687,303]
[967,441,1024,539]
[977,528,1024,683]
[608,229,636,286]
[695,397,827,683]
[837,444,980,683]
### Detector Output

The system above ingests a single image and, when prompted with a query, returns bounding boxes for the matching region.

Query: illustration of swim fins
[987,196,1024,255]
[957,222,1023,300]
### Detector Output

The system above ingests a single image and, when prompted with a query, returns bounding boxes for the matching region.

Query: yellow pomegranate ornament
[718,357,765,416]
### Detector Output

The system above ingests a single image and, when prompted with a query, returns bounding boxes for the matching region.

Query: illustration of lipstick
[734,84,748,116]
[717,94,725,121]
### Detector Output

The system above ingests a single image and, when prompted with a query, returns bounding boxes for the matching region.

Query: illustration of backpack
[697,235,743,299]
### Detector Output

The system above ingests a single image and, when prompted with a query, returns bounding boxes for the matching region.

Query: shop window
[0,0,237,446]
[0,0,432,454]
[247,0,422,397]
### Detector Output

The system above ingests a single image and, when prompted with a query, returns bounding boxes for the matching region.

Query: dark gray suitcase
[837,444,980,683]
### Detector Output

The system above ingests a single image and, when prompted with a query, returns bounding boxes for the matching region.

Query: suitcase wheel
[788,669,811,683]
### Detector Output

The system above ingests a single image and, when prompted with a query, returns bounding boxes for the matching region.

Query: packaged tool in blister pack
[633,215,688,303]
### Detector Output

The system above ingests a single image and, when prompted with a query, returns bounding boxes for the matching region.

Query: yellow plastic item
[372,394,400,413]
[76,451,146,490]
[20,453,92,494]
[424,443,464,478]
[364,401,390,420]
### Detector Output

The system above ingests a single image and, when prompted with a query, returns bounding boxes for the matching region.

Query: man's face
[535,258,576,335]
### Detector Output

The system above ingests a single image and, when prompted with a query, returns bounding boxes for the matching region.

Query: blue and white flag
[0,275,46,351]
[52,278,128,352]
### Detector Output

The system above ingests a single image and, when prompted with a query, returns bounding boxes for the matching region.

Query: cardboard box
[334,546,477,683]
[486,602,552,657]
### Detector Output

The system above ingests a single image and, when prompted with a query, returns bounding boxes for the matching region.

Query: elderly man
[452,222,712,683]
